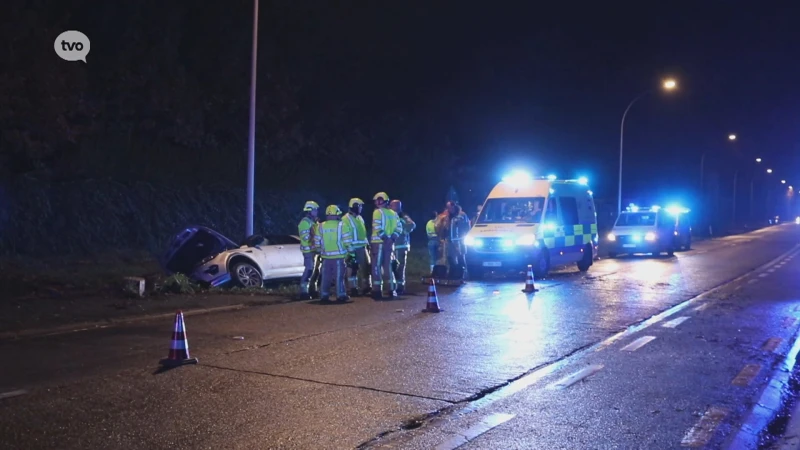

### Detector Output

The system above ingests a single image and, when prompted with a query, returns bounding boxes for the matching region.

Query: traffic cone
[522,265,538,293]
[159,311,199,367]
[423,278,443,313]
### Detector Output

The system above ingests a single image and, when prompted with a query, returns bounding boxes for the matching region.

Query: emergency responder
[297,201,320,300]
[426,211,439,274]
[313,205,353,303]
[342,198,371,296]
[436,201,471,279]
[370,192,401,300]
[390,199,415,294]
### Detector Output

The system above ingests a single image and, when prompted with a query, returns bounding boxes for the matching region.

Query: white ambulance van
[464,173,598,278]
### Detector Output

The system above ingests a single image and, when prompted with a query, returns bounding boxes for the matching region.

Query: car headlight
[501,239,514,248]
[516,234,537,246]
[645,232,656,241]
[465,235,475,246]
[795,217,799,224]
[607,233,616,241]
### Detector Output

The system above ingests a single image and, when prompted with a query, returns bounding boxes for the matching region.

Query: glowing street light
[618,77,679,212]
[728,134,737,141]
[767,169,773,173]
[782,180,787,184]
[756,158,762,163]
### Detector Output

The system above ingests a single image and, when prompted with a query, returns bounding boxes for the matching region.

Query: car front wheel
[231,261,263,288]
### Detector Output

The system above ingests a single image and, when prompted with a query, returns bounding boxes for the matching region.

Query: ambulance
[606,204,691,258]
[464,172,598,278]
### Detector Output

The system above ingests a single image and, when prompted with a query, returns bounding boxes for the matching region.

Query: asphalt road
[1,224,799,449]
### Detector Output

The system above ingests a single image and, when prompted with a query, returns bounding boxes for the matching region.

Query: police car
[606,204,691,258]
[464,172,598,278]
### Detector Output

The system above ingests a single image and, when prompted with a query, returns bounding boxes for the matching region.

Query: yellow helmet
[325,205,342,216]
[373,192,389,202]
[349,198,365,208]
[303,201,319,212]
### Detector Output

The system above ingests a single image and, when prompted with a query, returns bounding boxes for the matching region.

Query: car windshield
[477,197,545,224]
[616,212,657,226]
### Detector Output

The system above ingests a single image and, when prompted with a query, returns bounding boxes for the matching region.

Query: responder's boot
[361,287,372,296]
[320,296,331,304]
[396,284,405,295]
[372,290,384,301]
[309,290,319,299]
[388,290,398,300]
[297,292,312,301]
[349,288,360,297]
[336,295,351,303]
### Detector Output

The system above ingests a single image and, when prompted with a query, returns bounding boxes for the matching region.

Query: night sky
[9,2,800,205]
[276,2,800,199]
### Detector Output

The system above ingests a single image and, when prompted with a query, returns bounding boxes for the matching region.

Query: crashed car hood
[161,225,238,275]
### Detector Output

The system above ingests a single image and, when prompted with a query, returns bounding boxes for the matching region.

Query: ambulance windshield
[616,212,657,226]
[477,197,545,224]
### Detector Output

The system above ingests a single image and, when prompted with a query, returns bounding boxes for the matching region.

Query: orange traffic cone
[423,278,443,313]
[522,265,538,293]
[159,311,199,367]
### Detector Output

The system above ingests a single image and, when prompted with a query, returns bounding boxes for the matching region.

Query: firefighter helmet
[349,198,365,208]
[373,192,389,202]
[325,205,342,216]
[303,201,319,212]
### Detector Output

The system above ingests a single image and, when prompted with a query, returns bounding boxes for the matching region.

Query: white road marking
[759,273,769,278]
[768,269,776,273]
[433,413,516,450]
[621,336,657,352]
[662,316,690,328]
[693,303,710,312]
[732,364,762,386]
[681,406,729,447]
[748,279,759,284]
[547,364,604,390]
[0,389,27,400]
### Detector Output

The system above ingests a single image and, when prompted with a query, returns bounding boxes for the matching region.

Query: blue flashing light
[665,205,690,215]
[651,205,661,212]
[626,203,639,212]
[546,174,557,181]
[577,176,589,185]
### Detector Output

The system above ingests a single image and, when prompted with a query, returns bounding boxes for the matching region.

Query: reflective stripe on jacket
[298,216,316,253]
[394,215,416,249]
[342,213,368,248]
[371,207,400,243]
[314,220,352,259]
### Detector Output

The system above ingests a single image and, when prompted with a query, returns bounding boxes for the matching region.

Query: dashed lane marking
[748,279,759,284]
[732,364,762,387]
[693,303,710,312]
[762,338,783,353]
[547,364,604,390]
[662,316,690,328]
[768,269,776,273]
[759,273,769,278]
[433,413,516,450]
[681,406,729,447]
[620,336,657,352]
[0,389,27,400]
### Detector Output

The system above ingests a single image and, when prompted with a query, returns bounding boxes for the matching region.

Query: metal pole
[749,179,754,222]
[732,170,738,225]
[618,90,651,214]
[246,0,259,237]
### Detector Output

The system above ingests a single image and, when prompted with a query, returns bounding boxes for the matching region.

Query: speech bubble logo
[54,30,90,63]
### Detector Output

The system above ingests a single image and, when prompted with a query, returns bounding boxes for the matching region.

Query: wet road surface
[1,224,799,449]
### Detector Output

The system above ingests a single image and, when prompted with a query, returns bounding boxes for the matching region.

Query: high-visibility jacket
[313,220,352,259]
[371,207,400,244]
[298,216,317,253]
[426,219,437,239]
[395,214,416,249]
[342,212,368,248]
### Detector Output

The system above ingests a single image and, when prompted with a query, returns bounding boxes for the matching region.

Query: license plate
[623,244,635,248]
[483,262,502,267]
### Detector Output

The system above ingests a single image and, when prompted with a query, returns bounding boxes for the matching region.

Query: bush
[0,177,325,257]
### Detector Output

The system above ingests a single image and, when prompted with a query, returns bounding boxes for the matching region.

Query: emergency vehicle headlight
[465,235,476,246]
[577,177,588,185]
[607,233,616,241]
[645,232,657,241]
[795,216,799,224]
[516,234,537,246]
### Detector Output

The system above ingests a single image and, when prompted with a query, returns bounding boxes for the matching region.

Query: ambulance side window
[559,197,580,225]
[544,197,559,224]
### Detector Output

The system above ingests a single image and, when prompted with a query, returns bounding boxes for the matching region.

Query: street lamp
[618,78,678,213]
[782,180,786,184]
[245,0,259,237]
[767,169,773,173]
[756,158,762,163]
[728,134,737,141]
